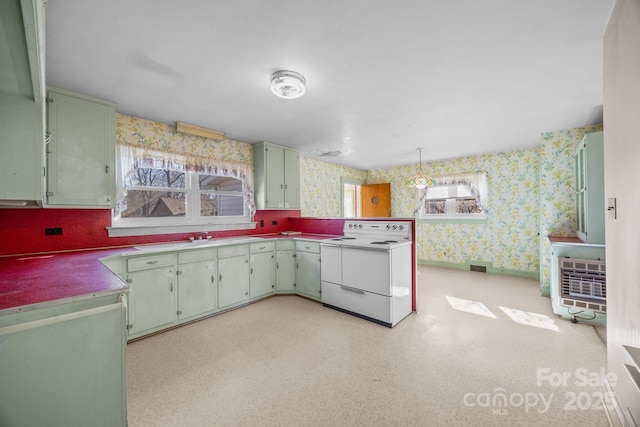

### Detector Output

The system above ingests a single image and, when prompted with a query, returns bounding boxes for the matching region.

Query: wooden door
[361,183,391,217]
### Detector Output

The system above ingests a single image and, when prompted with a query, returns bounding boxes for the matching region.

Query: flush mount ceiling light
[270,70,306,99]
[406,148,435,189]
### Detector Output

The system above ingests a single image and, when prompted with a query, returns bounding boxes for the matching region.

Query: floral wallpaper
[538,124,604,291]
[300,157,368,217]
[115,113,252,165]
[368,149,540,274]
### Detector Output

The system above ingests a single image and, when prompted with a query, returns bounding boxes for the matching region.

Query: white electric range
[320,220,413,327]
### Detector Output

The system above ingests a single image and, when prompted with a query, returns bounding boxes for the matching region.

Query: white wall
[603,0,640,422]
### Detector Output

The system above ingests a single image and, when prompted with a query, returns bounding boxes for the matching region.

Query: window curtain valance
[413,171,488,216]
[114,113,256,216]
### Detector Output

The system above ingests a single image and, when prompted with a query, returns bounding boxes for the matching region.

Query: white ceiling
[45,0,614,170]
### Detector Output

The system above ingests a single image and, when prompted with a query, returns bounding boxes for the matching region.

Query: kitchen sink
[133,236,263,252]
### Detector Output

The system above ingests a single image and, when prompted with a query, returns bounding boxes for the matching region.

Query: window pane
[199,175,243,192]
[200,194,245,217]
[426,187,448,199]
[120,191,186,218]
[455,198,482,214]
[126,168,186,189]
[456,184,473,198]
[425,200,446,214]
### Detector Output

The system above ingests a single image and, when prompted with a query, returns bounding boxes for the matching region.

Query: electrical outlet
[272,220,278,225]
[45,227,63,236]
[260,220,265,227]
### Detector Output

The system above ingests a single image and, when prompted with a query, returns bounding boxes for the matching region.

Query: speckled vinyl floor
[126,266,610,427]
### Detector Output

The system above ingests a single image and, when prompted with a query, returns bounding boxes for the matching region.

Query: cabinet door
[265,144,285,208]
[250,252,275,298]
[276,250,296,292]
[296,251,321,300]
[46,88,115,207]
[127,267,177,335]
[218,255,250,308]
[178,260,217,319]
[284,148,300,208]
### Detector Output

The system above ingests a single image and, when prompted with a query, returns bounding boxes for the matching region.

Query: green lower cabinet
[276,250,296,292]
[250,251,276,299]
[296,250,322,301]
[178,260,217,319]
[218,248,250,309]
[0,294,127,426]
[127,266,177,336]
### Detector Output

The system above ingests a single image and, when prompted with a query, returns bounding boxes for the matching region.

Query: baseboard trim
[418,259,540,281]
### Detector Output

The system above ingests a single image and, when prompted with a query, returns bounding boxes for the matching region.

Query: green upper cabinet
[575,131,605,244]
[254,141,300,209]
[0,0,45,207]
[45,87,116,208]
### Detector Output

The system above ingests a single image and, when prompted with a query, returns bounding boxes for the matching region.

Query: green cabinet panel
[250,251,276,299]
[575,132,605,244]
[127,259,177,336]
[0,0,45,206]
[296,250,321,301]
[254,141,300,209]
[218,249,250,308]
[276,250,296,292]
[178,260,217,319]
[0,294,127,426]
[46,87,116,208]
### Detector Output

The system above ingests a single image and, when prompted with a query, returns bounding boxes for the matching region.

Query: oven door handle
[340,285,366,295]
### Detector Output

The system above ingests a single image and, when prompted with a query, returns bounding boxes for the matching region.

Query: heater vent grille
[560,258,606,313]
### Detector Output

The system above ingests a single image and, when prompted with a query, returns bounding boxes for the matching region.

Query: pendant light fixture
[406,148,434,189]
[270,70,306,99]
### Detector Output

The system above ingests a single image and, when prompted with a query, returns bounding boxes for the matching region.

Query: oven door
[342,247,391,296]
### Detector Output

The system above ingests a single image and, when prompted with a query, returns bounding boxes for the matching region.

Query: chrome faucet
[197,232,208,240]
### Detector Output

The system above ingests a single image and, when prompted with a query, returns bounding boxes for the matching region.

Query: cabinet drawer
[127,253,175,272]
[321,281,391,324]
[276,239,295,250]
[178,248,217,264]
[250,241,275,254]
[218,244,249,258]
[295,240,320,253]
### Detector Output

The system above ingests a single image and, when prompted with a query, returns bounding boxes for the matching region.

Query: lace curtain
[413,171,488,216]
[115,144,255,216]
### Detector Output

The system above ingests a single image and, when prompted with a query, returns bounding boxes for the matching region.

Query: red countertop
[0,248,131,315]
[0,234,336,316]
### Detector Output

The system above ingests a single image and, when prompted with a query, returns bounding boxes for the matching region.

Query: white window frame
[417,172,488,222]
[108,147,255,237]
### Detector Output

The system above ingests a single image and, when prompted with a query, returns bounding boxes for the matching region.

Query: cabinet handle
[211,275,214,284]
[170,283,174,292]
[105,164,109,174]
[280,184,284,189]
[245,291,248,296]
[219,274,222,282]
[276,262,279,269]
[146,260,159,265]
[250,267,254,274]
[340,285,365,295]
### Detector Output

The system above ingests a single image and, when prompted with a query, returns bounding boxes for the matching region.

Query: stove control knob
[386,224,391,230]
[392,225,397,230]
[348,224,353,229]
[399,225,404,230]
[358,224,363,229]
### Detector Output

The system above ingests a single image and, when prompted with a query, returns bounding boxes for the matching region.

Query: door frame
[341,177,364,217]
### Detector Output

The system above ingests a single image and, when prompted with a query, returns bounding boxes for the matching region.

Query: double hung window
[111,146,253,233]
[417,172,488,219]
